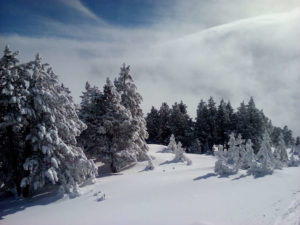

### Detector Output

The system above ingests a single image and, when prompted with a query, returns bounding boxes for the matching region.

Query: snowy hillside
[1,144,300,225]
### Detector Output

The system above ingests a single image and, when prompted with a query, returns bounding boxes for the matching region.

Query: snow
[1,144,300,225]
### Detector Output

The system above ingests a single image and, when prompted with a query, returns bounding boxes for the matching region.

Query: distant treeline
[146,97,297,153]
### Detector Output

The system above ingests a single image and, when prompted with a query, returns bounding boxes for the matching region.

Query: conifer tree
[145,106,160,144]
[78,82,103,157]
[195,100,209,153]
[0,46,30,195]
[157,102,172,144]
[20,54,97,196]
[248,131,276,175]
[273,133,288,165]
[94,78,138,172]
[188,139,202,154]
[241,139,256,169]
[207,97,218,151]
[114,64,149,161]
[168,101,193,147]
[173,142,192,165]
[214,133,240,175]
[167,134,177,152]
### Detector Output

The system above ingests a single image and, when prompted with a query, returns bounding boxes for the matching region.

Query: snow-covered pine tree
[114,64,149,161]
[0,46,31,196]
[288,144,300,167]
[167,134,177,152]
[96,78,139,172]
[20,54,97,197]
[214,133,239,175]
[273,133,288,165]
[241,139,256,169]
[77,82,104,158]
[173,142,192,165]
[248,131,276,176]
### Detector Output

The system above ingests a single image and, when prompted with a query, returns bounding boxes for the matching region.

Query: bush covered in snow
[214,131,298,177]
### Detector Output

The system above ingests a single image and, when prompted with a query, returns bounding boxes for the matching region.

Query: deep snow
[1,144,300,225]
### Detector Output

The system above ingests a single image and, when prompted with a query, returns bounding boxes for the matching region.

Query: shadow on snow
[0,189,64,220]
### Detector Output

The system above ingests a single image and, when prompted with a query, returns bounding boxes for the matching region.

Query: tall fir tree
[20,54,97,196]
[95,78,139,172]
[157,102,172,145]
[195,100,210,153]
[145,106,160,144]
[216,99,231,146]
[168,101,194,147]
[206,97,218,151]
[114,64,149,161]
[0,46,31,195]
[78,82,104,158]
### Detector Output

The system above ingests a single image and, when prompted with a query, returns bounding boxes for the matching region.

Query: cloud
[0,3,300,136]
[58,0,103,23]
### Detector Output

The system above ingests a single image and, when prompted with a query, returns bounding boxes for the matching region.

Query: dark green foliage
[146,96,294,154]
[145,106,160,144]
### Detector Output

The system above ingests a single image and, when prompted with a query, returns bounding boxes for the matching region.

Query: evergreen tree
[216,99,231,146]
[93,78,138,172]
[114,63,149,161]
[188,139,202,154]
[236,97,264,152]
[248,131,276,175]
[173,141,192,165]
[282,125,294,147]
[214,133,240,175]
[167,134,177,152]
[195,100,209,153]
[19,54,97,196]
[157,102,172,145]
[0,46,30,195]
[226,101,236,133]
[145,106,160,144]
[168,101,193,147]
[273,133,288,165]
[241,139,256,169]
[78,82,103,158]
[270,126,282,146]
[206,97,218,151]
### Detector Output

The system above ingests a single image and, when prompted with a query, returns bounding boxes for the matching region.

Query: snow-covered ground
[1,144,300,225]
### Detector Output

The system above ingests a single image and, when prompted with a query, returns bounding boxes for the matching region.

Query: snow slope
[1,144,300,225]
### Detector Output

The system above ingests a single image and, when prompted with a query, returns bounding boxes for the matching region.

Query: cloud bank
[0,1,300,136]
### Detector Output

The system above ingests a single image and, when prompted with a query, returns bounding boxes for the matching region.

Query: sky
[0,0,300,136]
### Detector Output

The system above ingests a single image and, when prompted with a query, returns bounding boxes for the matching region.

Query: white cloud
[58,0,103,23]
[1,4,300,136]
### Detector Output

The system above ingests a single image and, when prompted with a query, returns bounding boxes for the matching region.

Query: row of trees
[146,98,296,153]
[0,47,150,197]
[215,132,300,176]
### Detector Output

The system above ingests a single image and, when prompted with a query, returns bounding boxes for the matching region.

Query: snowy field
[1,144,300,225]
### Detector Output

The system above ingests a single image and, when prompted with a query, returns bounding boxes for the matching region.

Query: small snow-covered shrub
[248,131,276,176]
[171,140,192,166]
[288,145,300,167]
[214,133,240,176]
[166,134,177,152]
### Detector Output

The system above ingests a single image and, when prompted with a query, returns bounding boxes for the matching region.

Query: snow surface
[1,144,300,225]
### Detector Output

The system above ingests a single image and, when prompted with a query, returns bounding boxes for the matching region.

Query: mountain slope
[1,144,300,225]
